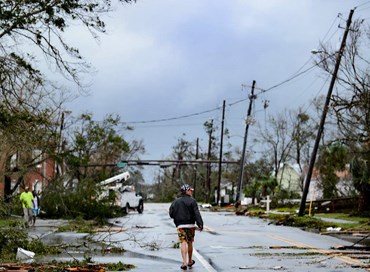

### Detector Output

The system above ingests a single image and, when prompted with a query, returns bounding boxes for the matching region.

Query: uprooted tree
[41,113,144,219]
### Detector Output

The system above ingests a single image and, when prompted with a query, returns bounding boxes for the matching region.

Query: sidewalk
[27,218,68,240]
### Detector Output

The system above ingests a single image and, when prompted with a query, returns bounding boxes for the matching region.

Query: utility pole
[206,119,213,203]
[193,137,199,198]
[217,100,226,205]
[298,9,354,216]
[236,81,256,204]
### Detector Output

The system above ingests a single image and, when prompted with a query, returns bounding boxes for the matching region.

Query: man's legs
[23,208,29,227]
[180,240,188,266]
[32,208,38,226]
[187,241,193,265]
[178,228,196,269]
[27,208,33,226]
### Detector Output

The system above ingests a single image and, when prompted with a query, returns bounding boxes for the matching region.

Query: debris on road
[326,227,342,232]
[0,262,135,272]
[238,265,287,270]
[16,248,35,260]
[92,228,127,233]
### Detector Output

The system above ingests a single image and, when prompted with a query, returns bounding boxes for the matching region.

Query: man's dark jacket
[169,194,203,228]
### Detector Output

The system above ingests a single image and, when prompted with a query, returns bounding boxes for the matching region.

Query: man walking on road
[19,186,34,228]
[169,184,204,270]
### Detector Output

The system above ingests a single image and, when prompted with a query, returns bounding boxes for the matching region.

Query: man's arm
[169,202,174,218]
[192,201,204,230]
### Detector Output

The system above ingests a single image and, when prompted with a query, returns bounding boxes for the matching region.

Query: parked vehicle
[99,171,144,214]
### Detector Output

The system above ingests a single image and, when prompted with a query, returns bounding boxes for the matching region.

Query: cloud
[63,0,361,183]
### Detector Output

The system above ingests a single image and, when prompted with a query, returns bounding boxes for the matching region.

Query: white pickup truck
[99,171,144,214]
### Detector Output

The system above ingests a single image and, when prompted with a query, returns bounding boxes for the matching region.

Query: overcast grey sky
[65,0,369,182]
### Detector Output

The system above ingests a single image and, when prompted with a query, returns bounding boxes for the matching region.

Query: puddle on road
[41,232,89,245]
[34,229,179,267]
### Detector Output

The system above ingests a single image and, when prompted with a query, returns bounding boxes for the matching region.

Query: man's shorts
[177,227,196,242]
[32,208,39,216]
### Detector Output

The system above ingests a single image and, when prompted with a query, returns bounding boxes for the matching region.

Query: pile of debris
[0,263,105,272]
[0,262,135,272]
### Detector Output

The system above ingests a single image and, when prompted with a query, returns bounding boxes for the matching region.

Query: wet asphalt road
[28,203,369,272]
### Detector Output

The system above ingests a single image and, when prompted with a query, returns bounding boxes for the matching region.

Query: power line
[257,10,349,96]
[355,0,370,9]
[119,57,322,127]
[261,62,319,94]
[122,106,222,124]
[321,13,341,42]
[118,11,352,127]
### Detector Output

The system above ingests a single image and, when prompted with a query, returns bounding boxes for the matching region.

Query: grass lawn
[0,218,23,227]
[236,205,370,231]
[314,213,367,222]
[314,213,370,231]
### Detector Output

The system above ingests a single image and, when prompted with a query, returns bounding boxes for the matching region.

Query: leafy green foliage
[57,218,99,233]
[351,156,370,192]
[0,0,136,87]
[0,225,27,256]
[66,113,130,181]
[11,260,136,272]
[266,214,334,230]
[243,158,276,203]
[40,176,124,221]
[317,143,348,198]
[0,225,60,262]
[106,261,135,271]
[36,112,137,221]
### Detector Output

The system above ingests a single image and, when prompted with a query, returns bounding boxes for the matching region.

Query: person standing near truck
[169,184,204,270]
[19,186,34,228]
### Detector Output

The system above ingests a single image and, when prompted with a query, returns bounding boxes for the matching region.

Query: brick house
[0,151,57,197]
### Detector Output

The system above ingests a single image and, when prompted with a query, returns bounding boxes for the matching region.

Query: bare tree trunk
[358,190,370,212]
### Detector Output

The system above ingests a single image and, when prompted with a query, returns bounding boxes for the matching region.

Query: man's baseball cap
[180,184,194,192]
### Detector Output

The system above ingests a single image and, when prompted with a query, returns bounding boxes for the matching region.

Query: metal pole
[193,138,199,198]
[217,100,226,205]
[236,81,256,204]
[206,119,213,203]
[298,9,354,216]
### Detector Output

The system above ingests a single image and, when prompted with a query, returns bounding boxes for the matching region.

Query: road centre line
[193,248,217,272]
[267,234,364,267]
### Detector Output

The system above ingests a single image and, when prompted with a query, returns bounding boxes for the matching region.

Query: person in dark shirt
[169,184,204,270]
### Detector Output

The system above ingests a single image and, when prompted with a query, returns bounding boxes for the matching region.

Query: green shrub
[0,226,60,262]
[266,213,335,230]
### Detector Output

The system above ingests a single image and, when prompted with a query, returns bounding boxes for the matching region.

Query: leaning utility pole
[193,137,199,198]
[206,119,214,203]
[217,100,226,205]
[298,9,354,216]
[236,81,256,204]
